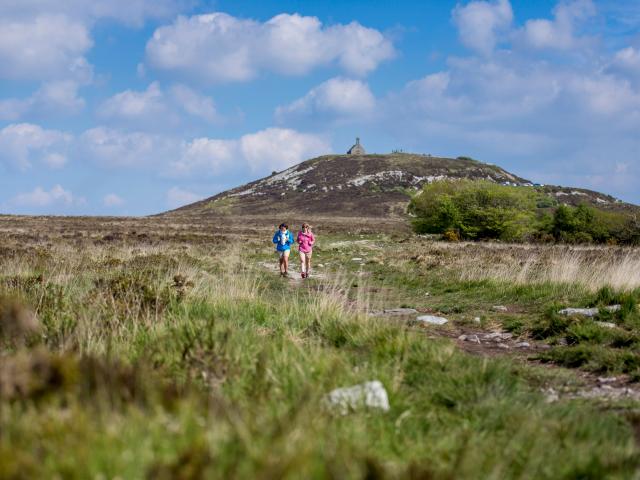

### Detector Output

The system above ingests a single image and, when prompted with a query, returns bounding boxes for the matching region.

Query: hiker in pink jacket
[297,223,315,279]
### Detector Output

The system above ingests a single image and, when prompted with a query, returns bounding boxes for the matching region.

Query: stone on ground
[416,315,448,325]
[326,380,390,414]
[558,307,599,317]
[595,321,617,329]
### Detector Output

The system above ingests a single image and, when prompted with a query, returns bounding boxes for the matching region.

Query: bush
[409,180,640,244]
[409,180,541,241]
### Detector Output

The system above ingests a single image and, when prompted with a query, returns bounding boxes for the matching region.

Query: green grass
[2,235,640,478]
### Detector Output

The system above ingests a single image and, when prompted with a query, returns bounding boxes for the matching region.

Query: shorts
[278,250,290,258]
[299,251,312,261]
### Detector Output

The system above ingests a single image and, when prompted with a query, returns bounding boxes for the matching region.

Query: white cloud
[0,123,72,170]
[98,82,219,128]
[10,184,84,208]
[0,80,85,121]
[170,138,236,176]
[0,15,93,81]
[452,0,513,55]
[276,77,375,122]
[103,193,125,207]
[79,127,178,168]
[78,125,329,177]
[145,12,395,83]
[610,47,640,85]
[517,0,596,50]
[43,153,68,169]
[240,128,330,173]
[168,128,329,176]
[169,84,219,122]
[166,187,203,208]
[99,82,166,121]
[0,1,189,27]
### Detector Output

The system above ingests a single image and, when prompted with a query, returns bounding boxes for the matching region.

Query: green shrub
[409,180,640,244]
[409,180,542,241]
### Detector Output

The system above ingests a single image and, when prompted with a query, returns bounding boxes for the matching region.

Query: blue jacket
[273,230,295,251]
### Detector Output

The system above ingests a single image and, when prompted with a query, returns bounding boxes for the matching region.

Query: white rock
[544,388,559,403]
[351,257,363,261]
[458,334,467,341]
[558,307,599,317]
[515,342,530,348]
[466,334,481,344]
[473,317,481,323]
[604,305,621,312]
[595,321,617,329]
[326,380,390,414]
[317,264,324,268]
[497,343,510,349]
[492,305,508,312]
[597,376,617,384]
[416,315,448,325]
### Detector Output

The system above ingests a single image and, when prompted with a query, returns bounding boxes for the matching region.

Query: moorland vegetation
[2,215,640,478]
[409,180,640,244]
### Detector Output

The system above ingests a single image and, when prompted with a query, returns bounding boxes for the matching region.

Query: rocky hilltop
[168,153,530,218]
[165,152,636,219]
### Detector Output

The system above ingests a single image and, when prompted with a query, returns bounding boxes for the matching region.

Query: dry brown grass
[439,242,640,291]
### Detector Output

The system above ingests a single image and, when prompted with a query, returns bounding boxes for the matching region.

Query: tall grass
[458,245,640,292]
[2,235,640,478]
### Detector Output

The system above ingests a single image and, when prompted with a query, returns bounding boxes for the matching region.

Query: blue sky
[0,0,639,215]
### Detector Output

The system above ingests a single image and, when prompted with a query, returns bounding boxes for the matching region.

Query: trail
[259,257,640,404]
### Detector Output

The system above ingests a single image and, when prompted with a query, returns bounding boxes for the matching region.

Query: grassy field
[2,215,640,479]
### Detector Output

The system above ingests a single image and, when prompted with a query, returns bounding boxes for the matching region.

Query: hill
[165,152,639,219]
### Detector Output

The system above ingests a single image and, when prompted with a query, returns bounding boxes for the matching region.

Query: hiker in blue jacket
[273,223,295,277]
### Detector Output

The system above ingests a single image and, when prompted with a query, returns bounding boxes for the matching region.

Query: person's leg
[278,252,285,274]
[305,251,312,277]
[299,251,307,278]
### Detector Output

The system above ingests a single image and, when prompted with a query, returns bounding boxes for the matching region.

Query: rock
[458,334,467,341]
[604,305,621,312]
[416,315,448,325]
[597,376,617,384]
[483,332,513,342]
[544,388,559,403]
[595,321,617,329]
[515,342,530,348]
[424,292,431,296]
[492,305,508,312]
[351,257,363,261]
[473,317,481,323]
[483,332,503,341]
[558,307,599,317]
[497,343,510,349]
[465,334,481,344]
[557,337,568,346]
[317,264,324,268]
[326,380,390,414]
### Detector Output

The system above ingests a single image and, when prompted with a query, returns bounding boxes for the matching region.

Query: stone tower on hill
[347,137,365,155]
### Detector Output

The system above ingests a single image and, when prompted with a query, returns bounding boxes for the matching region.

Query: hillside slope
[165,152,637,219]
[168,153,530,218]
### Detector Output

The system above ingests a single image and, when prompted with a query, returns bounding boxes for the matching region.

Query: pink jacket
[297,231,315,253]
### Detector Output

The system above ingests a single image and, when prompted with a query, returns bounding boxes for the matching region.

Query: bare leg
[283,253,289,274]
[300,252,306,275]
[279,255,285,274]
[306,255,311,276]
